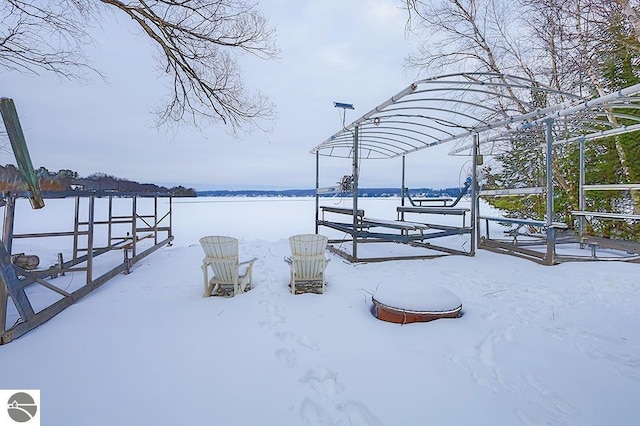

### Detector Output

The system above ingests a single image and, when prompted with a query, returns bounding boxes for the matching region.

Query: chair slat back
[289,234,328,279]
[293,254,325,278]
[289,234,327,256]
[211,259,237,282]
[200,236,239,282]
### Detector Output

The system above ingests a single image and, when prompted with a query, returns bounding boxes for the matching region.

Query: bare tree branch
[0,0,279,131]
[0,0,99,79]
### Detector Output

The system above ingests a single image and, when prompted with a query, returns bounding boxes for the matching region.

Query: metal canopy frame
[467,84,640,264]
[311,72,640,264]
[311,72,583,160]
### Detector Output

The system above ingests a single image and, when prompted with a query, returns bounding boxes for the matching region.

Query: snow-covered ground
[1,196,639,425]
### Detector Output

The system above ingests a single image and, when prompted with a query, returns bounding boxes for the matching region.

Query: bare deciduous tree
[403,0,640,219]
[0,0,278,131]
[403,1,558,112]
[404,0,511,75]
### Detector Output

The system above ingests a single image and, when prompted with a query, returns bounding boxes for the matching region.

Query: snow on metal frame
[311,72,582,159]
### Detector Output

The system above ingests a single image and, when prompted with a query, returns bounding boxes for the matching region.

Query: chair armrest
[239,257,258,266]
[238,258,257,275]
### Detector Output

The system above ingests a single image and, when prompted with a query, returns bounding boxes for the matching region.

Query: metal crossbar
[571,211,640,221]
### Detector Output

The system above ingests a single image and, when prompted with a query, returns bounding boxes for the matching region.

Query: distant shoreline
[197,187,466,198]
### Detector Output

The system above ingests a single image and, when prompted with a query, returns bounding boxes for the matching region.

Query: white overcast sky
[1,0,470,190]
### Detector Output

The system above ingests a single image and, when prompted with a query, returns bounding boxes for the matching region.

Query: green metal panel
[0,98,45,209]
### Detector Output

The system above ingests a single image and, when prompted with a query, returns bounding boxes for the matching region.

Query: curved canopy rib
[311,72,581,159]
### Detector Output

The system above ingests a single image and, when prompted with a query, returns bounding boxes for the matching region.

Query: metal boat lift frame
[0,97,175,344]
[0,191,174,344]
[311,72,640,264]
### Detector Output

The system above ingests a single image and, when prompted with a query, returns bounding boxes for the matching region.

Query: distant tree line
[0,164,196,196]
[197,187,465,198]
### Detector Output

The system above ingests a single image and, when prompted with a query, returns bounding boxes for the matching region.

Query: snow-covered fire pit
[372,282,462,324]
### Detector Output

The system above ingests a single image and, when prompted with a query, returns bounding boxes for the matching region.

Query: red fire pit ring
[372,283,462,324]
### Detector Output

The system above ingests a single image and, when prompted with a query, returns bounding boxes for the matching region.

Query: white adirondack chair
[285,234,330,294]
[200,236,257,297]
